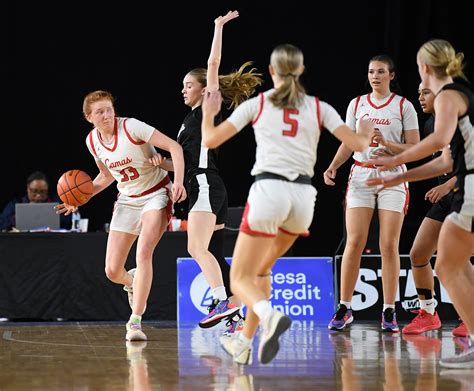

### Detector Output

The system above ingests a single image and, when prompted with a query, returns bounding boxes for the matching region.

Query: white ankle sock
[253,300,272,322]
[130,314,142,323]
[383,304,395,312]
[340,300,351,309]
[212,286,227,301]
[419,299,436,315]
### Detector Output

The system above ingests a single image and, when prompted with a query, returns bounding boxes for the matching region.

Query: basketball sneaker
[381,308,399,333]
[199,299,240,328]
[123,268,136,309]
[328,304,353,331]
[258,308,292,364]
[440,346,474,369]
[452,320,468,337]
[223,314,245,337]
[220,334,253,365]
[402,309,441,334]
[126,319,147,341]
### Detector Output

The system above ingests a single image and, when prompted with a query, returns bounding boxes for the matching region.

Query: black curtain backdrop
[4,1,473,256]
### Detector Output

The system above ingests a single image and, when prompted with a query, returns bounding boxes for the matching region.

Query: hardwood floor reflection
[0,320,470,390]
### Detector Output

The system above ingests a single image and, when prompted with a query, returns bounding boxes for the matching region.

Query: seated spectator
[0,171,72,231]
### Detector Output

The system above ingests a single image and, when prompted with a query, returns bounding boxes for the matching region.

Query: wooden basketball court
[1,320,471,390]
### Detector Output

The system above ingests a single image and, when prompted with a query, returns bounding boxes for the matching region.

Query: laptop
[15,202,60,231]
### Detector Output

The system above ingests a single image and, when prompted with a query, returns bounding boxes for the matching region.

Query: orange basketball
[57,170,93,207]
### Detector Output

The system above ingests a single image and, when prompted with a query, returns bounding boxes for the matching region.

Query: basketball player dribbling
[56,90,186,341]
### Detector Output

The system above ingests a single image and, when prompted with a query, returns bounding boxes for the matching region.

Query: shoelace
[334,305,347,320]
[410,309,429,323]
[207,299,219,313]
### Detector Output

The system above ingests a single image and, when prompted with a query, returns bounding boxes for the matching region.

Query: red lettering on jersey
[361,113,391,125]
[108,157,133,169]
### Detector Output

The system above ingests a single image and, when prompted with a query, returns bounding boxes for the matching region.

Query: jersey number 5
[119,167,140,182]
[282,108,299,137]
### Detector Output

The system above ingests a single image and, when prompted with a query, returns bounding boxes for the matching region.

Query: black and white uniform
[226,89,345,237]
[86,117,172,235]
[345,93,418,213]
[423,116,456,222]
[442,81,474,232]
[177,106,227,225]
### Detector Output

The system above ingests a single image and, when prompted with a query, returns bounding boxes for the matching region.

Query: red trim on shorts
[315,97,322,131]
[344,163,357,211]
[123,118,146,145]
[165,187,173,224]
[367,92,396,109]
[252,93,265,125]
[279,227,310,237]
[239,202,276,238]
[401,165,409,214]
[129,176,171,198]
[88,130,98,158]
[354,160,377,169]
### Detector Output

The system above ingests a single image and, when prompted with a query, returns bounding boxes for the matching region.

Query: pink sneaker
[452,320,468,338]
[402,310,441,334]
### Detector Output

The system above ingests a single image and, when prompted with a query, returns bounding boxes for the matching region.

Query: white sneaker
[126,320,147,341]
[123,268,136,309]
[440,346,474,369]
[258,309,292,364]
[219,334,253,365]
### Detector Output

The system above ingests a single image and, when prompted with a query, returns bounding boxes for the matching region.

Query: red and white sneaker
[402,310,441,334]
[452,320,468,338]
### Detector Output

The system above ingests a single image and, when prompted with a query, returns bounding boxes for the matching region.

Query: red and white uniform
[227,89,345,236]
[86,117,172,235]
[345,93,418,212]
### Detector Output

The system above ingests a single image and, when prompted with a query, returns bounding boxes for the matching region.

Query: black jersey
[441,81,474,179]
[423,115,455,185]
[177,106,223,182]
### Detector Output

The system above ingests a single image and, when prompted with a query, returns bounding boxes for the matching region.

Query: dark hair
[367,54,402,95]
[26,171,49,186]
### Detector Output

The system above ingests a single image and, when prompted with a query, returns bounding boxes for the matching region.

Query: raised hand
[215,10,239,27]
[202,90,223,117]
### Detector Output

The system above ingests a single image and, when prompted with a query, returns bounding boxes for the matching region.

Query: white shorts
[447,174,474,232]
[346,163,409,213]
[110,183,172,235]
[240,179,317,237]
[446,212,474,232]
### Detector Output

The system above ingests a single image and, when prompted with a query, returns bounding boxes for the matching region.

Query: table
[0,230,238,321]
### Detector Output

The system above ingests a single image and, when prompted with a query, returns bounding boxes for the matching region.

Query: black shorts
[187,172,228,225]
[425,192,454,222]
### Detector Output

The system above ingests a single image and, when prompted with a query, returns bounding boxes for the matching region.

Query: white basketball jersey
[86,117,168,197]
[346,93,418,162]
[227,89,345,180]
